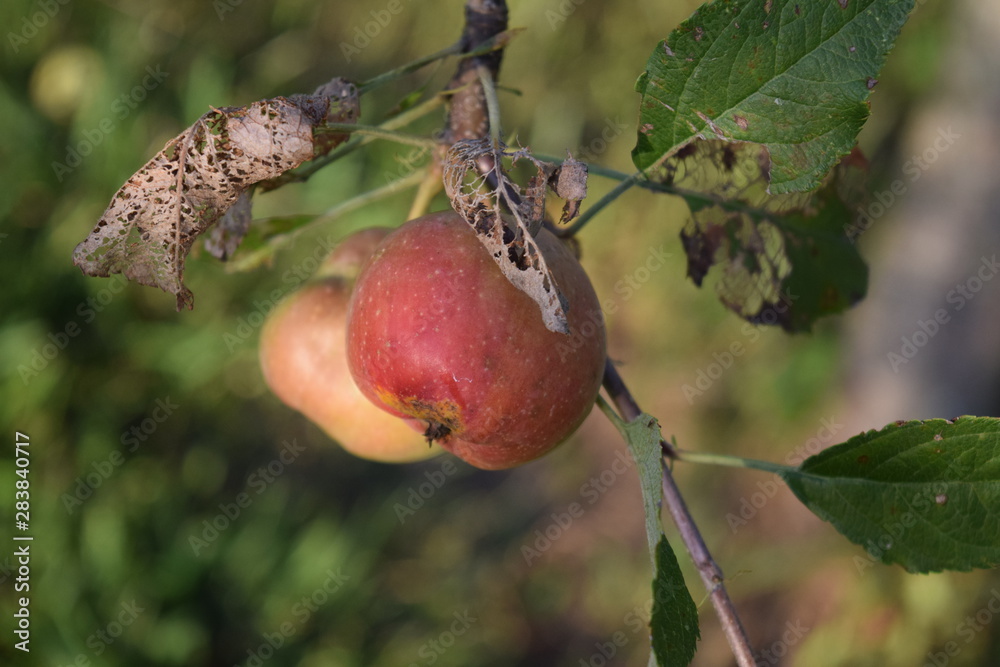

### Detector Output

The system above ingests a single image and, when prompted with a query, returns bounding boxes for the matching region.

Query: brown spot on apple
[376,388,464,435]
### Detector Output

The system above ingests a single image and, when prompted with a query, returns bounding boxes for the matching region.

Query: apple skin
[346,211,607,470]
[259,228,441,463]
[313,227,395,281]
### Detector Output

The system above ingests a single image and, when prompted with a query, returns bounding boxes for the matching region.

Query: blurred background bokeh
[2,0,999,665]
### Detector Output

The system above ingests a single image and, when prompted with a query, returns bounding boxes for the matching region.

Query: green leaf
[633,0,915,193]
[673,143,868,331]
[621,413,670,562]
[779,417,1000,573]
[601,401,700,667]
[651,536,701,667]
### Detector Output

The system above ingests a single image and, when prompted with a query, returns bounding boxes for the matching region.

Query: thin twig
[473,67,525,213]
[407,161,444,220]
[535,154,780,228]
[532,154,665,192]
[311,169,425,226]
[602,360,757,667]
[673,448,793,475]
[359,42,463,94]
[274,171,424,242]
[602,362,677,459]
[225,169,427,271]
[359,29,519,94]
[320,123,439,149]
[478,65,503,143]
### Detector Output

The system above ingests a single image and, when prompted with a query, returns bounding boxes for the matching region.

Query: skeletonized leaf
[443,138,589,335]
[72,78,359,309]
[780,417,1000,573]
[667,141,868,331]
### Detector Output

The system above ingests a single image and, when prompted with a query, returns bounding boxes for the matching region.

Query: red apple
[347,210,606,469]
[259,227,441,463]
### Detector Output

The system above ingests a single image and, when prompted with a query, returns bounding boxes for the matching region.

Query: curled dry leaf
[72,78,360,309]
[443,138,589,335]
[549,155,588,223]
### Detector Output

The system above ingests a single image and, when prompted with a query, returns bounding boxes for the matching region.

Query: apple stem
[407,162,445,220]
[602,359,758,667]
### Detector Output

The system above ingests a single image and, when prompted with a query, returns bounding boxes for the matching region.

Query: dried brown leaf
[549,155,588,223]
[443,138,572,334]
[72,78,359,309]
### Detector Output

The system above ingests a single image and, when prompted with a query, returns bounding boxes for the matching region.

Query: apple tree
[70,0,1000,665]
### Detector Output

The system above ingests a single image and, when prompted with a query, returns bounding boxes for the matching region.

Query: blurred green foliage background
[2,0,999,665]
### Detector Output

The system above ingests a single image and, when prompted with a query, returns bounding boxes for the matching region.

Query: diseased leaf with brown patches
[657,141,868,331]
[443,138,587,335]
[72,78,359,309]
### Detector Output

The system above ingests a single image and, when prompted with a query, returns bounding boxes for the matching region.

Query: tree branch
[443,0,509,145]
[441,1,522,205]
[602,360,757,667]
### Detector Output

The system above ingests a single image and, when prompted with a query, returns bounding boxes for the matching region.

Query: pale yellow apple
[260,228,441,463]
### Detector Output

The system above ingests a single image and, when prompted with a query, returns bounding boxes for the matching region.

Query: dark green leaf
[633,0,915,193]
[779,417,1000,573]
[651,537,701,667]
